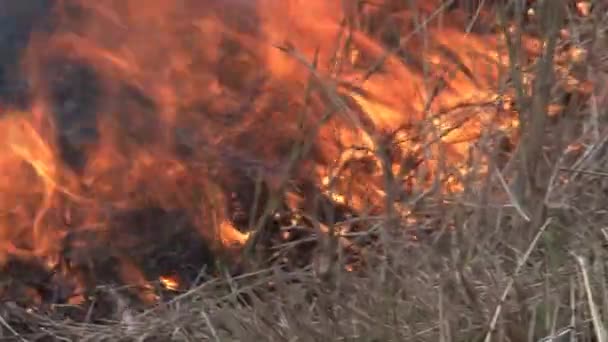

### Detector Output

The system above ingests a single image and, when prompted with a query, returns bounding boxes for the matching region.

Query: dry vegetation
[1,0,608,341]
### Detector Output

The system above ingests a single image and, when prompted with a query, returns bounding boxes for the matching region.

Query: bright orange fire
[0,0,541,303]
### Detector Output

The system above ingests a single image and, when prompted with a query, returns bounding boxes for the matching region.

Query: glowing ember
[576,1,591,16]
[159,275,180,291]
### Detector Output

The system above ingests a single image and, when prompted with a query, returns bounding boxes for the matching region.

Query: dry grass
[2,1,608,341]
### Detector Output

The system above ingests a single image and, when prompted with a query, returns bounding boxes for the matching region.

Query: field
[0,0,606,341]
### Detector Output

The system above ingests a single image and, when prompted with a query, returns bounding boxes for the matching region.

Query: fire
[0,0,546,308]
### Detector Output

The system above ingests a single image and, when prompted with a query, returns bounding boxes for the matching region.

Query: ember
[159,275,180,292]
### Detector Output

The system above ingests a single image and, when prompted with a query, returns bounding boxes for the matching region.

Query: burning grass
[0,0,607,340]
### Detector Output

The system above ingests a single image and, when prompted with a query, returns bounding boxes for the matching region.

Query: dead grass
[2,0,608,341]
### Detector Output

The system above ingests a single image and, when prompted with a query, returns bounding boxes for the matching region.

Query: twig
[201,310,221,342]
[361,0,455,82]
[538,326,575,342]
[484,218,553,342]
[0,311,28,342]
[494,164,531,222]
[572,254,608,342]
[465,0,487,34]
[559,167,608,178]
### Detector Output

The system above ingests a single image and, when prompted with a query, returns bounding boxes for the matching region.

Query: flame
[219,221,251,247]
[0,0,544,304]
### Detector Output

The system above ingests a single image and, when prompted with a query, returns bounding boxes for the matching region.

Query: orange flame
[0,0,542,303]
